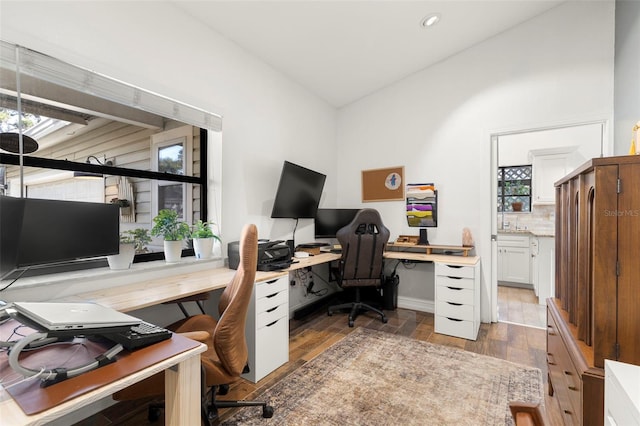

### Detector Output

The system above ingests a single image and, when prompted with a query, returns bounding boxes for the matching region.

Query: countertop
[498,229,555,238]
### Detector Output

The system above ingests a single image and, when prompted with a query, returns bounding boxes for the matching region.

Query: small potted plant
[110,197,131,215]
[506,182,528,211]
[125,228,152,254]
[106,231,137,270]
[191,220,221,259]
[151,209,190,263]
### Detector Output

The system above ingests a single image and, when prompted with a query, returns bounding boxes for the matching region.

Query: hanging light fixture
[0,132,39,154]
[73,155,113,179]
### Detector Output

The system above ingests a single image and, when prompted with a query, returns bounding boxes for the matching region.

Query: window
[1,41,222,275]
[498,165,532,212]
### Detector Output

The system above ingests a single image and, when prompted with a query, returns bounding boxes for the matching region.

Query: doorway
[490,120,608,325]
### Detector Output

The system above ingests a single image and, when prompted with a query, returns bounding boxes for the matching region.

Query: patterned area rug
[222,328,543,425]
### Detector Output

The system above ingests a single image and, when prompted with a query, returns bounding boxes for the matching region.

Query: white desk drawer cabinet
[243,276,289,383]
[434,261,480,340]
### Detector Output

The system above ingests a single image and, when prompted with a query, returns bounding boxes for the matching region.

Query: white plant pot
[193,237,214,259]
[107,243,135,270]
[164,240,183,263]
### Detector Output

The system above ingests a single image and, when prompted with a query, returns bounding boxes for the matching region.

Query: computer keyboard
[104,321,172,350]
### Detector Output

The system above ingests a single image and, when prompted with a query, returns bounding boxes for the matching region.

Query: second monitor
[314,208,361,239]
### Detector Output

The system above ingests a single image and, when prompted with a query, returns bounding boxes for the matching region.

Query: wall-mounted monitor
[314,208,361,239]
[271,161,326,219]
[0,195,120,280]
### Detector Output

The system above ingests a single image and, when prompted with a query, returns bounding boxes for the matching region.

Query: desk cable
[7,331,123,386]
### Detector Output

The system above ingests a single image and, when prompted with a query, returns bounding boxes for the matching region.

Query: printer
[228,240,292,271]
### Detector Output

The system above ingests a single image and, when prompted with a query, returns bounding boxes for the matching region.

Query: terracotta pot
[511,202,523,212]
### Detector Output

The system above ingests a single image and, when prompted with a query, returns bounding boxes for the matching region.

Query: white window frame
[151,125,193,223]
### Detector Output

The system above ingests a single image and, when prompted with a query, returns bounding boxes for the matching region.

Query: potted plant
[110,197,131,215]
[506,182,528,212]
[106,232,137,270]
[151,209,190,263]
[191,220,221,260]
[125,228,152,254]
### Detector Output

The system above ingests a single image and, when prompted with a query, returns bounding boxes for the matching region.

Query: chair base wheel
[382,316,388,323]
[348,319,354,327]
[262,405,274,418]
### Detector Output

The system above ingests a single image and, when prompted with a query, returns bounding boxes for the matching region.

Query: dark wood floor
[76,306,563,425]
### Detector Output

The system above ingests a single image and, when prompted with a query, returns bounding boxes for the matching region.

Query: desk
[0,334,206,426]
[63,252,341,313]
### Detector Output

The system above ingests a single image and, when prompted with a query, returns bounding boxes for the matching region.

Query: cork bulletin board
[361,166,404,202]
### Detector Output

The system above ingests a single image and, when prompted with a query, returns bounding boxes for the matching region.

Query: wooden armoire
[549,155,640,425]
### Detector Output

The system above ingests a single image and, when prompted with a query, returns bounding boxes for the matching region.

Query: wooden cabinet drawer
[436,300,474,321]
[255,276,288,299]
[256,288,287,313]
[435,275,474,290]
[437,285,474,305]
[435,316,477,340]
[435,263,475,279]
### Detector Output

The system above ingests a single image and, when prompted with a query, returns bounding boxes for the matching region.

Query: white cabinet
[531,236,555,305]
[243,276,289,383]
[434,261,480,340]
[605,360,640,426]
[531,149,575,205]
[497,234,531,284]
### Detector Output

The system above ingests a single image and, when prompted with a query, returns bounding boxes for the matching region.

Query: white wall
[335,1,615,320]
[0,0,338,246]
[614,0,640,154]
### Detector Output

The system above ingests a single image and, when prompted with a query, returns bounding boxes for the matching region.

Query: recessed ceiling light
[420,13,441,28]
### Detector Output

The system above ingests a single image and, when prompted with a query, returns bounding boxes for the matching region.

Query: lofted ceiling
[172,0,565,108]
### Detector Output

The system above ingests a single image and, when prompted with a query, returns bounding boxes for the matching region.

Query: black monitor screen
[271,161,326,219]
[314,208,361,238]
[0,196,120,279]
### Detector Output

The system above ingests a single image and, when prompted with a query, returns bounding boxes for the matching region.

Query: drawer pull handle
[568,386,578,391]
[265,319,279,327]
[266,306,279,313]
[447,287,463,291]
[446,276,463,280]
[265,279,278,284]
[446,317,462,322]
[563,370,572,376]
[564,410,572,415]
[548,332,556,336]
[446,302,463,306]
[265,292,278,298]
[446,265,463,269]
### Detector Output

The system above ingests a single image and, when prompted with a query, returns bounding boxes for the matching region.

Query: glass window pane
[158,144,184,174]
[158,184,184,217]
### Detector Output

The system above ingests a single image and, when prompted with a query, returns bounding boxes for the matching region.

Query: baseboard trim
[397,296,434,313]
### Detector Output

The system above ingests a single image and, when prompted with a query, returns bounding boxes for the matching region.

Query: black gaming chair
[327,208,390,327]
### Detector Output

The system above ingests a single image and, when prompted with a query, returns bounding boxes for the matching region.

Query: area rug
[222,327,543,425]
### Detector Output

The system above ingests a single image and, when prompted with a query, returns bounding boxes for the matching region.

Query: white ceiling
[173,0,565,108]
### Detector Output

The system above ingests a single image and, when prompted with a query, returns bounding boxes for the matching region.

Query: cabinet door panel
[501,247,531,284]
[617,164,640,365]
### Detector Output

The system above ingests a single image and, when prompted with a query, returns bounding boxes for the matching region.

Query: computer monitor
[314,208,361,239]
[0,195,120,280]
[271,161,326,219]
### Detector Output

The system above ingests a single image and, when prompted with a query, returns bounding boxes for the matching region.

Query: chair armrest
[508,401,546,426]
[178,330,211,342]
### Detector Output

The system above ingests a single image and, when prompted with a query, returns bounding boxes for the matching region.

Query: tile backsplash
[499,204,555,234]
